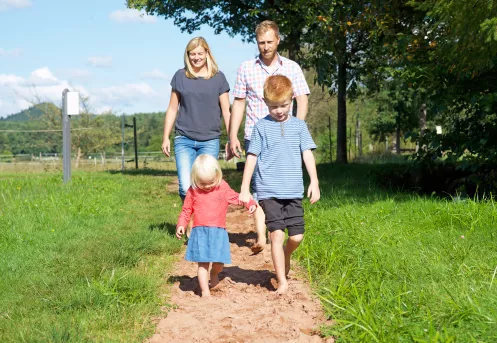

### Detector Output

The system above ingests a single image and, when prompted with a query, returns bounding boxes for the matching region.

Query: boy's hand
[307,181,320,204]
[239,190,251,204]
[247,204,257,214]
[176,226,185,240]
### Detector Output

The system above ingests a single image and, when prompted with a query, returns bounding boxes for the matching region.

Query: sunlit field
[1,163,496,342]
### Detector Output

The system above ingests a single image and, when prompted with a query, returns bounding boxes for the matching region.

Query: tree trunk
[336,59,348,164]
[75,147,82,168]
[396,111,401,155]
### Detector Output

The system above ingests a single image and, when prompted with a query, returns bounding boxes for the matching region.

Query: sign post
[62,89,79,183]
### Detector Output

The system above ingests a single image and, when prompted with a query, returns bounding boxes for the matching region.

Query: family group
[163,20,320,297]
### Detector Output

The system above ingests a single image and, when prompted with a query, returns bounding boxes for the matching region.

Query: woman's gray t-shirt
[171,69,230,141]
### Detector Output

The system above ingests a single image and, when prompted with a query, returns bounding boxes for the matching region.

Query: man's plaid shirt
[233,54,310,140]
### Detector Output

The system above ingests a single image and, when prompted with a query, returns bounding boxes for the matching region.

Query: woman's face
[188,45,207,71]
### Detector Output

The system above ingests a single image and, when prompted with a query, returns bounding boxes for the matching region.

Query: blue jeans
[174,135,220,200]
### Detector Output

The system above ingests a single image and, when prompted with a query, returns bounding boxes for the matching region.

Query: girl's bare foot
[209,272,220,289]
[201,291,211,297]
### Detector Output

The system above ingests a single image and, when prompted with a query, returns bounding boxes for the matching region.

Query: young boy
[239,75,320,294]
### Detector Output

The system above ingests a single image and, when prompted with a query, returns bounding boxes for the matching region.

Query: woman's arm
[162,89,180,157]
[219,92,233,160]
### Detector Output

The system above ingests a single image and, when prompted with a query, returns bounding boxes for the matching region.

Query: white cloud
[141,69,169,80]
[109,9,156,24]
[29,67,59,86]
[0,0,31,11]
[0,68,91,117]
[60,68,92,80]
[0,74,25,86]
[0,69,169,118]
[0,48,23,57]
[87,56,112,68]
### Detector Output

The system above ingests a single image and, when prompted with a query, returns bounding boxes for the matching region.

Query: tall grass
[295,164,497,342]
[0,171,183,342]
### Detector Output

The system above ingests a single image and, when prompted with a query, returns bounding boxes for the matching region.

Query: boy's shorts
[258,199,305,236]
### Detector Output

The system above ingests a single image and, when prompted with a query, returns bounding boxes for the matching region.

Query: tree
[127,0,409,163]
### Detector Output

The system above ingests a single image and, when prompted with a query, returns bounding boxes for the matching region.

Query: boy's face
[265,98,292,122]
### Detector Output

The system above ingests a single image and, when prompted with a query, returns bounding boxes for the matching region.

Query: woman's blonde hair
[184,37,219,79]
[190,154,223,189]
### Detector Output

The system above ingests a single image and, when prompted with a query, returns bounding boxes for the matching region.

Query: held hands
[247,204,257,215]
[307,181,320,204]
[225,142,234,161]
[239,189,251,205]
[162,139,171,157]
[176,226,185,240]
[229,138,242,159]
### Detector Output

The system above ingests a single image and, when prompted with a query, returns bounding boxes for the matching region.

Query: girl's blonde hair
[184,37,219,79]
[190,154,223,189]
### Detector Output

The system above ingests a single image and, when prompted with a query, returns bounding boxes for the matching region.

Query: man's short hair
[263,75,293,103]
[255,20,280,37]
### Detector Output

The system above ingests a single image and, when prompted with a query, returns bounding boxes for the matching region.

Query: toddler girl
[176,154,256,297]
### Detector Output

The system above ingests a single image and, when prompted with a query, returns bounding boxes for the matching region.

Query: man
[229,20,310,253]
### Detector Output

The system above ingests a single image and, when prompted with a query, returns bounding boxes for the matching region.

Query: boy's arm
[302,150,320,204]
[239,153,257,204]
[225,183,257,213]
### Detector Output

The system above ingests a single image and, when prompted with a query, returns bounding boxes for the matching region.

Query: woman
[162,37,231,201]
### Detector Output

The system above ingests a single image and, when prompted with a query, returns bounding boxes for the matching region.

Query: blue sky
[0,0,258,118]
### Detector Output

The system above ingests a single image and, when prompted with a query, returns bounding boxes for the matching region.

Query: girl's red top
[177,180,256,229]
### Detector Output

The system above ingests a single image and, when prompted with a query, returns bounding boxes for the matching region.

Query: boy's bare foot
[201,291,211,298]
[276,282,289,295]
[251,243,264,254]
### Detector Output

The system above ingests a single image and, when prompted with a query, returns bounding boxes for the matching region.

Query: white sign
[65,91,80,115]
[436,125,442,134]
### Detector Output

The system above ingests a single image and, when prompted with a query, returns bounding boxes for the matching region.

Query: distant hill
[0,103,60,122]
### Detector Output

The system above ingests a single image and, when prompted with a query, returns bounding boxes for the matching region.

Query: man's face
[256,29,280,61]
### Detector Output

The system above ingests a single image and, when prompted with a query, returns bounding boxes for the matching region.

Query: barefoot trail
[147,181,333,343]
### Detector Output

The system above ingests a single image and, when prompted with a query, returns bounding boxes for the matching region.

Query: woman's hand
[176,226,185,239]
[162,139,171,157]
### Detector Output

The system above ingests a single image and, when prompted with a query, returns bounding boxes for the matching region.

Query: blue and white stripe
[248,115,316,200]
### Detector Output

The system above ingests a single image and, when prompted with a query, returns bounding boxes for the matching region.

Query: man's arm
[295,94,309,120]
[229,97,246,158]
[302,150,320,204]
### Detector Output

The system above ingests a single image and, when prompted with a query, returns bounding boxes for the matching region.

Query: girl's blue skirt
[185,226,231,264]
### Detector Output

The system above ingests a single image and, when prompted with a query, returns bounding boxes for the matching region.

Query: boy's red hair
[263,75,293,103]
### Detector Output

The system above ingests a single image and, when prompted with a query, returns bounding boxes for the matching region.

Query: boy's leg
[197,262,211,297]
[209,262,224,288]
[284,199,305,276]
[284,234,303,276]
[270,230,288,294]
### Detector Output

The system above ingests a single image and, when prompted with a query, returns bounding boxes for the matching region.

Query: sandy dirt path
[147,183,333,343]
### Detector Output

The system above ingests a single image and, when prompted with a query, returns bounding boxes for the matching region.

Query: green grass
[294,163,497,342]
[0,171,183,342]
[2,164,496,342]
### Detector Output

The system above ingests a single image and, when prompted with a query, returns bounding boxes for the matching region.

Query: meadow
[1,162,496,342]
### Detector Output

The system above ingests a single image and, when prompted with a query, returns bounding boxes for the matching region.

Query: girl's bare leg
[209,262,224,288]
[270,230,288,294]
[284,234,303,276]
[197,262,211,297]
